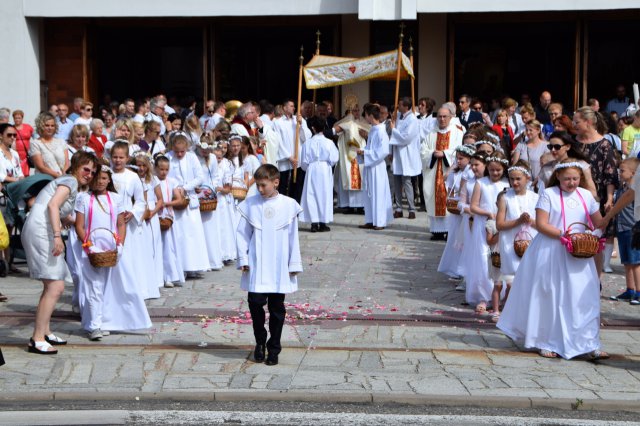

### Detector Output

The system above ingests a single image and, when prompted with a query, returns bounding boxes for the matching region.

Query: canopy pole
[293,46,304,184]
[409,37,415,114]
[312,30,321,115]
[392,23,405,121]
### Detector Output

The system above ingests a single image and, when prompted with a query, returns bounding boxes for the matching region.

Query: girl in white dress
[458,152,486,293]
[227,135,248,231]
[213,143,237,264]
[166,132,210,278]
[438,144,474,278]
[75,165,125,339]
[497,159,608,360]
[493,160,539,322]
[155,155,185,287]
[110,142,154,309]
[469,152,510,314]
[134,152,164,297]
[196,140,223,270]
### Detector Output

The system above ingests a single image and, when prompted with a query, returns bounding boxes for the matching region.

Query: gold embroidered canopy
[303,49,415,90]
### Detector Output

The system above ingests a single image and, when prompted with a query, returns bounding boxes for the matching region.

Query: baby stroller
[2,174,53,265]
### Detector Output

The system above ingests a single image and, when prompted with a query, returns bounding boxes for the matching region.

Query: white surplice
[167,150,210,273]
[243,154,262,197]
[274,115,311,172]
[362,123,393,227]
[236,193,303,293]
[199,155,223,270]
[259,114,281,166]
[389,110,421,177]
[299,133,339,223]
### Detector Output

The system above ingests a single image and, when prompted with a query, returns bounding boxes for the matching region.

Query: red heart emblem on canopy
[349,65,356,74]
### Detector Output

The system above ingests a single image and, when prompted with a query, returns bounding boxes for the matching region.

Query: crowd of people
[0,83,638,362]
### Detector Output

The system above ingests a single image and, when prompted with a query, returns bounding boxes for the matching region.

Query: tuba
[224,100,242,121]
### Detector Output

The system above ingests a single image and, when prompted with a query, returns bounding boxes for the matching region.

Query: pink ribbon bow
[560,235,574,253]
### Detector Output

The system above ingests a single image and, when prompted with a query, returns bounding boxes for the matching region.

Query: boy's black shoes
[318,223,330,232]
[254,344,266,363]
[310,223,319,233]
[265,354,278,366]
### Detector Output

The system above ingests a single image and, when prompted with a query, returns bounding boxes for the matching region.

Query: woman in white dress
[497,159,608,360]
[492,160,539,322]
[468,153,510,314]
[23,151,97,354]
[438,145,474,278]
[166,132,210,277]
[133,152,164,298]
[196,140,223,270]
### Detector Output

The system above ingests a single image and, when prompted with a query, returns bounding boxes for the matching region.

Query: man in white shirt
[231,102,257,138]
[204,101,225,132]
[199,99,216,131]
[389,97,421,219]
[146,96,166,136]
[274,99,311,202]
[132,98,149,124]
[55,103,74,141]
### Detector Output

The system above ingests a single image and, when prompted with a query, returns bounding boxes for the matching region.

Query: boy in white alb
[236,164,303,366]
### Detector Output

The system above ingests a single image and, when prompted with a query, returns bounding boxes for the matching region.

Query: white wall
[24,0,358,17]
[358,0,417,20]
[0,0,43,124]
[416,0,639,12]
[340,15,370,114]
[418,14,447,105]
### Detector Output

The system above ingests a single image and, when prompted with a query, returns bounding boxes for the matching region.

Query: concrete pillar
[418,13,447,105]
[340,15,370,114]
[0,0,43,123]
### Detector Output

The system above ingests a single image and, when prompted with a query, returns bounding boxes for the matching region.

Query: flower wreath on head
[474,140,498,151]
[486,132,500,143]
[553,161,585,171]
[133,151,153,161]
[507,166,531,177]
[456,144,476,157]
[101,164,114,174]
[485,156,509,166]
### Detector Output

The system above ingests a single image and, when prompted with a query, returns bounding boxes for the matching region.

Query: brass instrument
[224,100,242,121]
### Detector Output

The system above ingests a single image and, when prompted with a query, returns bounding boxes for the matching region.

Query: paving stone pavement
[0,211,639,405]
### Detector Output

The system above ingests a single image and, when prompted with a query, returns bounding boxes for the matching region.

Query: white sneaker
[455,283,466,292]
[603,267,613,273]
[164,281,174,288]
[89,329,103,341]
[101,331,110,336]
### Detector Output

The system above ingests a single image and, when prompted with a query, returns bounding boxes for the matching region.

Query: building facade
[1,0,638,121]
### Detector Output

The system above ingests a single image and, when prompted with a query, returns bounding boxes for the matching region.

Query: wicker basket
[231,187,247,201]
[199,185,218,212]
[86,228,118,268]
[490,251,501,269]
[446,198,460,215]
[159,217,173,231]
[446,188,460,215]
[173,197,189,211]
[565,222,599,259]
[513,229,533,258]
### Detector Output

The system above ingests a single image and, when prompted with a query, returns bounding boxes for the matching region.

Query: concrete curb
[1,392,639,412]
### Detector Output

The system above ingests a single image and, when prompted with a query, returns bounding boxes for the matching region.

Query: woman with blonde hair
[512,119,549,185]
[30,113,69,178]
[184,115,203,151]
